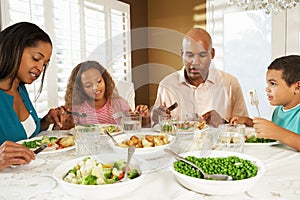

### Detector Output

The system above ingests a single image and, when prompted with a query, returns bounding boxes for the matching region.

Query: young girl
[62,61,150,129]
[230,55,300,151]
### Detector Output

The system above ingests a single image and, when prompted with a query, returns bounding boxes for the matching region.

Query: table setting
[1,117,300,200]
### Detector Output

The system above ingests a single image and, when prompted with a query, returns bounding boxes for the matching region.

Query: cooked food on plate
[119,134,170,148]
[100,124,122,134]
[22,135,75,150]
[177,120,206,130]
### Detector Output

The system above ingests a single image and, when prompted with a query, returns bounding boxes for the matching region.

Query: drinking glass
[159,115,178,136]
[217,124,245,153]
[74,124,102,156]
[122,112,142,133]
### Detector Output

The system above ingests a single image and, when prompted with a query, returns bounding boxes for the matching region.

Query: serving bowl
[108,132,175,156]
[169,150,265,195]
[53,154,144,199]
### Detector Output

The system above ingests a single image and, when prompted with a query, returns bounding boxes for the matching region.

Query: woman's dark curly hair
[268,55,300,87]
[64,61,115,109]
[0,22,52,99]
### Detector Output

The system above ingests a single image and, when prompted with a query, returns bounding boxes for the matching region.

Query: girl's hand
[135,105,151,127]
[134,105,150,119]
[0,141,35,170]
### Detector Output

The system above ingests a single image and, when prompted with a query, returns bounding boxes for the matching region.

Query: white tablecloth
[1,129,300,200]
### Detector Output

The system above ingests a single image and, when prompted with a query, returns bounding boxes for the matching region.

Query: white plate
[74,124,123,136]
[245,140,280,146]
[52,154,144,199]
[17,135,75,154]
[244,127,280,146]
[169,150,265,195]
[153,124,208,134]
[99,124,123,135]
[108,132,175,155]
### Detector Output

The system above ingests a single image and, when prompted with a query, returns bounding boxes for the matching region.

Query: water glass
[74,125,102,156]
[217,124,245,153]
[122,113,142,133]
[159,115,178,136]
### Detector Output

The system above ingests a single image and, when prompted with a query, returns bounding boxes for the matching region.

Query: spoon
[121,145,135,182]
[164,149,232,181]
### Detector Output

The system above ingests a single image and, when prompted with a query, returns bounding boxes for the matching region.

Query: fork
[65,111,87,117]
[249,89,261,117]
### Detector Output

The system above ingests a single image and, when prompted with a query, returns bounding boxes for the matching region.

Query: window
[206,0,300,119]
[0,0,131,117]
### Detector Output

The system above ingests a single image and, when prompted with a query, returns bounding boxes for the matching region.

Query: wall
[147,0,206,107]
[119,0,206,107]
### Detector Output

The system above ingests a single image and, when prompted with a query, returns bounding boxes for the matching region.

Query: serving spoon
[104,130,119,146]
[120,145,136,182]
[164,149,232,181]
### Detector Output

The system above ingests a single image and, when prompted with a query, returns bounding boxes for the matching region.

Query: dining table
[1,127,300,200]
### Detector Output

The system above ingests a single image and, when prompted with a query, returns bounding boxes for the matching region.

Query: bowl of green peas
[170,150,265,195]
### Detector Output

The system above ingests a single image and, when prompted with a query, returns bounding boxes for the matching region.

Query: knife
[167,102,178,112]
[34,144,48,154]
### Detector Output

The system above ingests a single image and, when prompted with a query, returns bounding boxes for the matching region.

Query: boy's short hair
[268,55,300,86]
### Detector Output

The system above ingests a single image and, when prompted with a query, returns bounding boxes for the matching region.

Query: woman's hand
[40,106,68,130]
[0,141,35,170]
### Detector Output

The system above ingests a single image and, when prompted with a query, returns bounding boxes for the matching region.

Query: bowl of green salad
[169,150,265,195]
[53,154,143,199]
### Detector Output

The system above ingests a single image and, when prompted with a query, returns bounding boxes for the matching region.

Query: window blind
[0,0,131,117]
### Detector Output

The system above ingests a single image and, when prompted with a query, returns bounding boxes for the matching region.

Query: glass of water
[122,112,142,133]
[217,124,245,153]
[74,124,102,156]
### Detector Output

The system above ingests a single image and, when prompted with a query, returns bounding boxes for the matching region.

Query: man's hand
[201,110,224,127]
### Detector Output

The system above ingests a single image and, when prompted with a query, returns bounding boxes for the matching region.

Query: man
[151,27,248,127]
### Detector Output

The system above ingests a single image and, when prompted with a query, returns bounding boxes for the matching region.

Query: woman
[0,22,66,170]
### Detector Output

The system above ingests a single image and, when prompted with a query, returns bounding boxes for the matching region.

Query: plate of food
[153,121,207,134]
[108,132,175,156]
[169,150,265,195]
[244,127,279,146]
[18,135,76,154]
[53,155,144,199]
[99,124,123,135]
[75,124,123,135]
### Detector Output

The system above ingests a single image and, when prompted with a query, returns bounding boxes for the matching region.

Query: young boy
[230,55,300,151]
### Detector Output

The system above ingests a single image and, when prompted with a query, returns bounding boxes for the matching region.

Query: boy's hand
[230,116,253,127]
[253,117,280,140]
